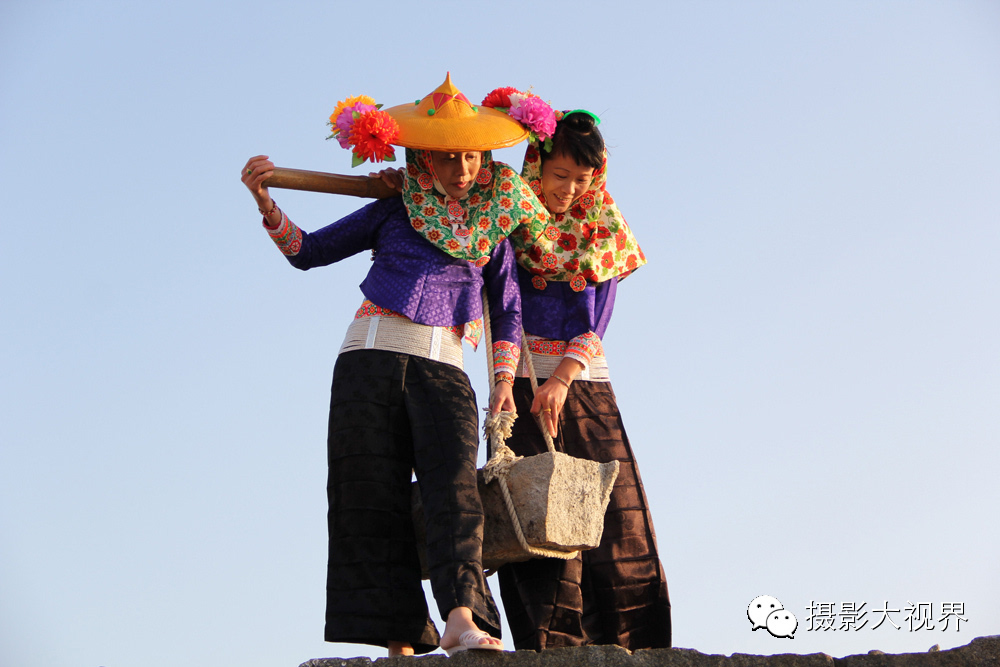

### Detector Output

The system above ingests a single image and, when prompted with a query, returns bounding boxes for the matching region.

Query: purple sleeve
[284,198,398,271]
[483,239,522,348]
[592,277,617,339]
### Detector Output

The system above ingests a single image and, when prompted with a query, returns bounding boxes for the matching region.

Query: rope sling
[480,290,579,561]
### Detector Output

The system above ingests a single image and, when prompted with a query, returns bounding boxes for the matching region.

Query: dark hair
[541,111,605,170]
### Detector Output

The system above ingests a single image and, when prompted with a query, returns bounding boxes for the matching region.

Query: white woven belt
[339,315,465,370]
[515,348,611,382]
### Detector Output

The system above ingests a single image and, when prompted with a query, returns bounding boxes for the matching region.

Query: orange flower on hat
[329,95,376,126]
[349,110,399,163]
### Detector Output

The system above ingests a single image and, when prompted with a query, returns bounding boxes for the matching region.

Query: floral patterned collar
[401,149,548,265]
[509,142,646,291]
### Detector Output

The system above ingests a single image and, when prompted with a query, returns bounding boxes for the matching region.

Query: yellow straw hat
[383,73,528,151]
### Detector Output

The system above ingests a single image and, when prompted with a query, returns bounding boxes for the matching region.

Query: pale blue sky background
[1,1,998,665]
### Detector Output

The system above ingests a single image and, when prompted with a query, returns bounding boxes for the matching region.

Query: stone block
[412,452,619,576]
[482,451,619,567]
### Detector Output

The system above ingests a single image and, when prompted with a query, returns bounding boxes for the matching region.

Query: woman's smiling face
[540,152,595,214]
[430,151,482,199]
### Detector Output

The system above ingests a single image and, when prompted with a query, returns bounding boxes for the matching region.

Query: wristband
[550,373,571,388]
[259,199,279,217]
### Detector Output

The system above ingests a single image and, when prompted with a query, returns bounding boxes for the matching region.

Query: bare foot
[439,607,503,654]
[388,640,414,657]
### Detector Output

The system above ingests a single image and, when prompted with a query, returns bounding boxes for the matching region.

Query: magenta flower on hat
[333,102,376,148]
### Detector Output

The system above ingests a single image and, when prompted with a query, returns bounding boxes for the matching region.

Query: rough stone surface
[300,635,1000,667]
[501,452,619,552]
[412,452,619,574]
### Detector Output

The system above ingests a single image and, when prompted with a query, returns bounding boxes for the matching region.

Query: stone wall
[301,635,999,667]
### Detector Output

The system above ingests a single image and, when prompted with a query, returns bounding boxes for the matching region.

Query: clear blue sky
[1,1,998,665]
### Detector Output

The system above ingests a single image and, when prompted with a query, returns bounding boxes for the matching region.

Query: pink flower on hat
[509,95,557,141]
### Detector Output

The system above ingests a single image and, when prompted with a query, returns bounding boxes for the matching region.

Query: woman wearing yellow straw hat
[240,74,547,657]
[477,91,672,651]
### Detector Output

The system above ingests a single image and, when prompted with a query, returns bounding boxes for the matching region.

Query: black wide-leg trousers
[324,349,500,654]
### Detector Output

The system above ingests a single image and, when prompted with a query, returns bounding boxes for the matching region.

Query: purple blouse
[517,264,617,341]
[274,196,522,347]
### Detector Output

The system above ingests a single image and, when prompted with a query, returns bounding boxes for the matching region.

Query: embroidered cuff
[264,209,302,256]
[492,340,520,376]
[564,332,604,370]
[463,318,484,350]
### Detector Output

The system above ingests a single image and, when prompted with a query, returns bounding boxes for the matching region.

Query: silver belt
[339,315,465,370]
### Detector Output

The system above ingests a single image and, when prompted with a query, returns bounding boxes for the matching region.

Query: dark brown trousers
[497,378,672,651]
[324,350,500,654]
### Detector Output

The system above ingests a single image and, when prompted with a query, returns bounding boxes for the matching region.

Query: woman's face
[429,151,482,199]
[540,152,595,214]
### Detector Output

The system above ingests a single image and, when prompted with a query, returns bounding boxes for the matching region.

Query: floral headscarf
[401,148,548,265]
[510,142,646,291]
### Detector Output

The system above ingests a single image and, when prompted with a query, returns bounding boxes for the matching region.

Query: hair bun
[563,111,596,132]
[543,110,605,169]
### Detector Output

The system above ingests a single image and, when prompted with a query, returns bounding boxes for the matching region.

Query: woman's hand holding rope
[530,357,585,437]
[490,379,515,415]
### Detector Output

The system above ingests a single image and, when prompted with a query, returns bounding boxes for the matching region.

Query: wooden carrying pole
[263,167,397,199]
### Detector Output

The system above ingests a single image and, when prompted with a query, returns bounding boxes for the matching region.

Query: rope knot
[482,442,523,484]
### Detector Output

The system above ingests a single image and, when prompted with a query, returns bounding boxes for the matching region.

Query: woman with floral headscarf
[480,97,672,651]
[240,75,547,657]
